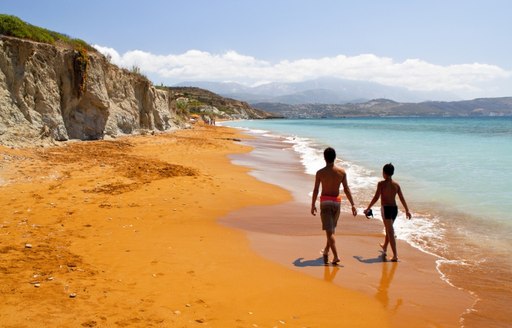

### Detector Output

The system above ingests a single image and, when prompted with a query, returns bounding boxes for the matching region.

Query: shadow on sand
[293,257,326,267]
[353,254,387,264]
[292,257,342,282]
[293,257,345,268]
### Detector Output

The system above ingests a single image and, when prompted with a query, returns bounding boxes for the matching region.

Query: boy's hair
[324,147,336,163]
[383,163,394,176]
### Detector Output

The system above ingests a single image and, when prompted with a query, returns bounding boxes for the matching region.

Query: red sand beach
[0,125,476,327]
[1,125,390,327]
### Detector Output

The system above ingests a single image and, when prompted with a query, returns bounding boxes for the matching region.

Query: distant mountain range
[251,97,512,118]
[175,79,512,118]
[175,77,460,104]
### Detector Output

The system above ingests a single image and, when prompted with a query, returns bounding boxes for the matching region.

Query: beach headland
[0,125,391,327]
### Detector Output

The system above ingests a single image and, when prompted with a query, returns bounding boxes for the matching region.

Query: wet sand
[0,125,391,327]
[220,134,476,328]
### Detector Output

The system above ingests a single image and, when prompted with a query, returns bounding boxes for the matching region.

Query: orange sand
[0,125,390,327]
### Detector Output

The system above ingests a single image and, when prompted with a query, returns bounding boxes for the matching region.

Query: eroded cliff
[0,36,182,147]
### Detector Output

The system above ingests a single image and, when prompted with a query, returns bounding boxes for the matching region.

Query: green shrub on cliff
[0,14,94,51]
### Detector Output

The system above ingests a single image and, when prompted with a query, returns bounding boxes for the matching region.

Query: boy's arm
[311,173,320,216]
[365,182,381,213]
[341,173,357,216]
[397,184,412,219]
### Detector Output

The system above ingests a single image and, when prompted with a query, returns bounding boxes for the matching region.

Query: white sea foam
[283,136,324,175]
[246,128,270,134]
[336,158,380,191]
[262,133,281,139]
[394,213,445,251]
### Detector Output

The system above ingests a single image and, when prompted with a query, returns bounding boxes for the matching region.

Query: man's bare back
[311,163,356,217]
[316,164,346,197]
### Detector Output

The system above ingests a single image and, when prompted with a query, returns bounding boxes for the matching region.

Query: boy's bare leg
[383,219,398,261]
[380,235,388,255]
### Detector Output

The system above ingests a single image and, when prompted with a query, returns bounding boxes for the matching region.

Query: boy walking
[364,163,412,262]
[311,147,357,265]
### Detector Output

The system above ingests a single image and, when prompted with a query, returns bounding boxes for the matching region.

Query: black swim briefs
[382,206,398,221]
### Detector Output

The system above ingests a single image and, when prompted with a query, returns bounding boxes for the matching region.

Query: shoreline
[0,125,391,327]
[220,131,476,327]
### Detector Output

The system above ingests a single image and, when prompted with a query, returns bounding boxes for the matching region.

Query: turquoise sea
[222,116,512,327]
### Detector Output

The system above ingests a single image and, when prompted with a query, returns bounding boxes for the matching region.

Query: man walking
[311,147,357,265]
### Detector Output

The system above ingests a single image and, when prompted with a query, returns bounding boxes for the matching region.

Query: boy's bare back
[379,179,403,207]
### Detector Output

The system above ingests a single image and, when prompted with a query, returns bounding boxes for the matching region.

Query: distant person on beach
[311,147,357,265]
[364,163,412,262]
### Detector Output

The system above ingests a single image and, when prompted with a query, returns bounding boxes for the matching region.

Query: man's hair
[324,147,336,163]
[383,163,394,176]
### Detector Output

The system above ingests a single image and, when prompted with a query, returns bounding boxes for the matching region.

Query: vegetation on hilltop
[0,14,94,51]
[163,86,277,119]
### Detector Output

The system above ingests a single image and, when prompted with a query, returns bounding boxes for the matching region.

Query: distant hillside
[162,87,277,119]
[252,97,512,118]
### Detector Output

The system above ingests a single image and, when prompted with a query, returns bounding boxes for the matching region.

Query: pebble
[173,310,181,315]
[25,243,32,248]
[34,283,40,288]
[69,293,77,298]
[185,303,191,307]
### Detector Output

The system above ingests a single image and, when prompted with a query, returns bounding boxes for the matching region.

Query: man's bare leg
[325,230,340,264]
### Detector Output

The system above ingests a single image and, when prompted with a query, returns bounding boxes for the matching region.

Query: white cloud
[93,45,511,97]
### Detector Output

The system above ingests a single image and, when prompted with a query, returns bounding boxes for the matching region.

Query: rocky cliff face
[0,37,201,147]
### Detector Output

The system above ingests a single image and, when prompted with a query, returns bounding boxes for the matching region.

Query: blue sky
[2,0,511,99]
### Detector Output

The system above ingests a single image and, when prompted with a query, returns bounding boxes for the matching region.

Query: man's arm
[341,173,357,216]
[311,173,320,216]
[397,184,412,219]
